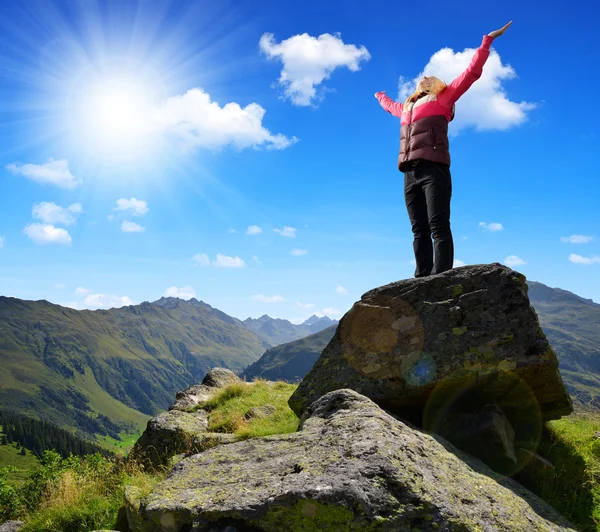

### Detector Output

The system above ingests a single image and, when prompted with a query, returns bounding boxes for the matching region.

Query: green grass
[96,431,143,456]
[516,411,600,531]
[0,443,40,485]
[198,380,300,439]
[1,450,164,531]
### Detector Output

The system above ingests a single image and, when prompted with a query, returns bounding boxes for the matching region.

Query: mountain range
[242,325,336,382]
[0,295,338,445]
[242,314,337,346]
[0,296,269,441]
[0,278,598,449]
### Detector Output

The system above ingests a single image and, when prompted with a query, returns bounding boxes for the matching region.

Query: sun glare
[69,75,160,161]
[87,80,148,136]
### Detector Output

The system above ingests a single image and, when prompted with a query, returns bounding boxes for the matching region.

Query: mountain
[0,296,268,442]
[242,314,337,346]
[244,282,600,411]
[527,281,600,409]
[242,325,336,382]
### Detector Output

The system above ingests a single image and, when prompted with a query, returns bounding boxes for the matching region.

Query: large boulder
[130,368,241,468]
[288,263,573,473]
[132,389,575,531]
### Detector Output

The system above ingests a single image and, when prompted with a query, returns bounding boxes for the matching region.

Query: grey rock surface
[288,263,572,473]
[243,404,277,420]
[135,389,575,532]
[131,368,242,468]
[171,368,241,412]
[0,522,24,532]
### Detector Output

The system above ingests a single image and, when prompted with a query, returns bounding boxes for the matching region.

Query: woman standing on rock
[375,21,512,278]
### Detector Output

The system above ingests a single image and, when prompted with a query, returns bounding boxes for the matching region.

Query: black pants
[403,159,454,277]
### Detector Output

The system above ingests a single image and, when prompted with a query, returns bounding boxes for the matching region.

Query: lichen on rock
[135,389,576,531]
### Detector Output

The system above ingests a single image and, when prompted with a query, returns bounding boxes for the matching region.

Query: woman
[375,21,512,278]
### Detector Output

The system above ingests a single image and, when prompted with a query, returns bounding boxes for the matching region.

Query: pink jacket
[375,35,493,169]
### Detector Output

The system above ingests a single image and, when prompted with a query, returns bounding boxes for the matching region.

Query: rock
[244,404,277,420]
[288,263,573,474]
[124,486,145,532]
[171,368,241,412]
[130,409,209,468]
[131,368,243,468]
[135,389,575,531]
[0,522,24,532]
[439,402,518,465]
[201,367,241,388]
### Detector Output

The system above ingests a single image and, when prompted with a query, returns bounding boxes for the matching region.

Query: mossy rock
[136,390,575,531]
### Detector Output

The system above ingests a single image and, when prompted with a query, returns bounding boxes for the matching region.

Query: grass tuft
[199,380,299,438]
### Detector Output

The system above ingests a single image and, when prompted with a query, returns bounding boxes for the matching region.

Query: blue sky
[0,0,598,322]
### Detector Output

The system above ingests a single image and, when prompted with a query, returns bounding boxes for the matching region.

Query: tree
[19,448,26,456]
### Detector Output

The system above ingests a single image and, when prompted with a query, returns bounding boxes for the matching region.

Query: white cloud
[192,253,246,268]
[274,226,297,238]
[336,284,348,295]
[253,294,285,303]
[121,221,146,233]
[296,301,314,309]
[114,198,149,216]
[409,259,416,266]
[569,254,600,265]
[291,248,307,256]
[398,45,535,133]
[462,236,468,240]
[62,301,81,310]
[320,307,343,318]
[504,255,527,267]
[228,228,238,234]
[561,235,594,244]
[32,202,82,226]
[54,283,66,289]
[193,253,210,267]
[163,286,196,300]
[246,225,263,235]
[75,287,92,295]
[83,293,135,309]
[0,236,4,248]
[453,259,466,267]
[151,88,296,150]
[260,32,371,106]
[479,222,504,232]
[213,253,245,268]
[252,255,262,264]
[6,158,81,188]
[24,224,72,245]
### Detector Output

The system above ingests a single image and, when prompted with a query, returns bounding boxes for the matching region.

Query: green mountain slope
[242,314,337,346]
[0,296,268,441]
[527,281,600,409]
[242,326,336,382]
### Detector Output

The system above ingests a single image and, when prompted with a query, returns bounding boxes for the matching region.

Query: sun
[86,79,149,139]
[68,69,165,163]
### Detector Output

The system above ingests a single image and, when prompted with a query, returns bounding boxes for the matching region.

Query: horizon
[1,0,599,322]
[1,272,596,325]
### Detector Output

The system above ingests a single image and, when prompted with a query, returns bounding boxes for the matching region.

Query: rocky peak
[289,263,573,475]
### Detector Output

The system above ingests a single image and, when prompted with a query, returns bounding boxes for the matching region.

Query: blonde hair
[404,76,447,108]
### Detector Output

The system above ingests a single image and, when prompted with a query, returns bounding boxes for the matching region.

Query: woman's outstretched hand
[488,21,512,39]
[374,90,385,98]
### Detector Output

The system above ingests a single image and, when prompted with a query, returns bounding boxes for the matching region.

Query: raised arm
[443,21,512,106]
[374,91,403,118]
